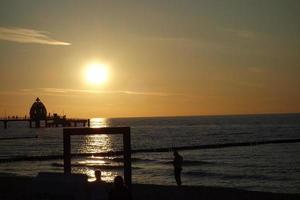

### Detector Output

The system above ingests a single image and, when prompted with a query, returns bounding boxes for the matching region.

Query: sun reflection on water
[90,117,109,128]
[77,118,112,153]
[74,118,121,182]
[73,167,119,182]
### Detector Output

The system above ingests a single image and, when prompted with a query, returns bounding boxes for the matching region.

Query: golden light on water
[75,167,119,182]
[90,118,109,128]
[84,62,109,85]
[77,118,111,153]
[79,159,107,165]
[77,159,119,182]
[74,117,120,182]
[84,134,112,152]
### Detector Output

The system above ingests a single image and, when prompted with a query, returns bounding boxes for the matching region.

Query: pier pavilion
[1,97,90,129]
[30,97,47,128]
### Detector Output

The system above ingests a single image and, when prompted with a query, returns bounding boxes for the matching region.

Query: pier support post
[123,130,132,189]
[4,121,7,129]
[63,133,71,174]
[29,120,32,128]
[87,119,90,127]
[35,120,40,128]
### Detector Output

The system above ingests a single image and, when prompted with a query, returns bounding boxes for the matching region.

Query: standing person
[108,176,131,200]
[90,170,107,200]
[94,170,104,183]
[173,150,183,186]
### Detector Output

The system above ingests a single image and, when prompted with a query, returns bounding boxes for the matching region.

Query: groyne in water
[0,138,299,163]
[0,136,38,141]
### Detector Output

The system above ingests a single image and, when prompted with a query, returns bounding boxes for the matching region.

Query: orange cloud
[0,27,71,45]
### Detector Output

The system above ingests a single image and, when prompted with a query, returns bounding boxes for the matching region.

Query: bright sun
[85,62,109,85]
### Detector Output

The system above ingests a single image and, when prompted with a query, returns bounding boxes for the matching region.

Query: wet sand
[0,175,299,200]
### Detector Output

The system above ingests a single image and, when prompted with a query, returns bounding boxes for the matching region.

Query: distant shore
[0,175,299,200]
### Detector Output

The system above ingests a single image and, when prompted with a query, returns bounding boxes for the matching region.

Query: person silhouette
[90,170,107,200]
[108,176,131,200]
[94,170,104,183]
[173,150,183,186]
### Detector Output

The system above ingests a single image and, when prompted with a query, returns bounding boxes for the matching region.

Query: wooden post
[36,120,40,128]
[63,131,71,174]
[87,119,90,127]
[4,121,7,129]
[123,128,132,189]
[29,120,32,128]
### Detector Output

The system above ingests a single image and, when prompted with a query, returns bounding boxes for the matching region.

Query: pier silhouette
[1,97,90,128]
[0,117,90,129]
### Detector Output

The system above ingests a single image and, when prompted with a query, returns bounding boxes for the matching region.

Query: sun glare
[85,62,109,85]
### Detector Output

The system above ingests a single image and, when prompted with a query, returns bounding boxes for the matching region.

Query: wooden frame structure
[63,127,131,187]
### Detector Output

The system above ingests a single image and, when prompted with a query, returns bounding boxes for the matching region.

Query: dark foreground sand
[0,175,299,200]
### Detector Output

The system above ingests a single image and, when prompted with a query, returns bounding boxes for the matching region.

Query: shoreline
[0,175,299,200]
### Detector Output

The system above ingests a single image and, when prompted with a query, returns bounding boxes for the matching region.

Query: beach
[1,175,300,200]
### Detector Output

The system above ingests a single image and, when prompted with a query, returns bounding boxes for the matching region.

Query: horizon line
[1,112,299,120]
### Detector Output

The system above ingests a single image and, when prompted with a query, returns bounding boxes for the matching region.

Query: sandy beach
[0,175,299,200]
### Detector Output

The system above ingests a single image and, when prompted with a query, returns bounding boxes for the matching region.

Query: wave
[0,136,38,140]
[0,155,64,163]
[105,157,155,163]
[161,160,212,166]
[209,131,253,136]
[51,162,141,170]
[231,131,253,135]
[223,174,273,181]
[185,170,273,181]
[184,171,221,178]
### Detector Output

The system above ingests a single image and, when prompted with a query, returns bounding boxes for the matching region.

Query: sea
[0,114,299,194]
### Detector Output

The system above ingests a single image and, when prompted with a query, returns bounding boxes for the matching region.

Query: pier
[0,117,90,129]
[1,97,90,128]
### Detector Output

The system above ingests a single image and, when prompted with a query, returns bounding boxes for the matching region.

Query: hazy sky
[0,0,299,118]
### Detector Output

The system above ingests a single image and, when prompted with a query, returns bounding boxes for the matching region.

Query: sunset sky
[0,0,299,118]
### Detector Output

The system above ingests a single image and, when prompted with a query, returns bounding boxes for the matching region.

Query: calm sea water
[0,114,299,194]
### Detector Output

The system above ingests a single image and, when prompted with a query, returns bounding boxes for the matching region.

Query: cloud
[247,67,265,73]
[0,27,71,45]
[18,88,184,97]
[139,35,191,42]
[221,28,255,39]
